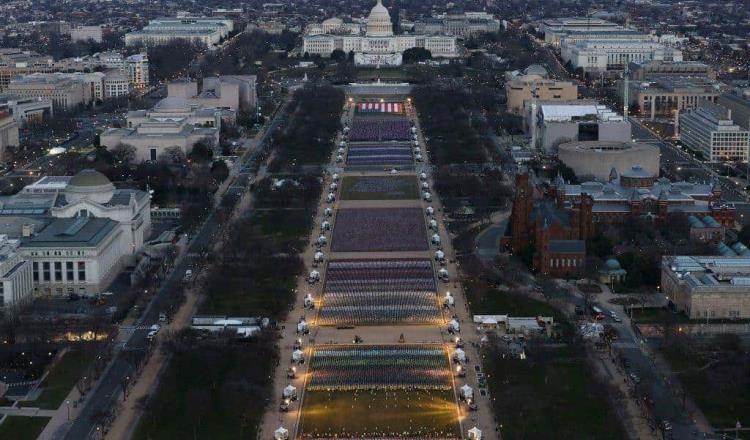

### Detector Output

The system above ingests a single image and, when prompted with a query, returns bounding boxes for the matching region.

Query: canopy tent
[283,384,297,398]
[327,192,336,202]
[435,250,445,260]
[330,182,338,191]
[304,293,314,307]
[324,207,333,217]
[422,181,430,189]
[468,427,482,440]
[438,268,450,280]
[314,251,325,262]
[432,233,441,244]
[332,173,340,181]
[317,235,327,245]
[415,154,423,161]
[448,319,460,332]
[337,147,345,154]
[308,270,320,281]
[390,168,398,175]
[297,320,309,333]
[426,206,434,216]
[420,172,427,180]
[292,349,304,362]
[321,220,331,231]
[275,427,289,440]
[443,292,454,307]
[461,384,473,400]
[454,348,466,363]
[429,219,438,230]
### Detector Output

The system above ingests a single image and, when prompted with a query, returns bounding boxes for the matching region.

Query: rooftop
[21,217,118,248]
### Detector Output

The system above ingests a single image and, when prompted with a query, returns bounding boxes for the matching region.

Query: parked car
[147,330,158,340]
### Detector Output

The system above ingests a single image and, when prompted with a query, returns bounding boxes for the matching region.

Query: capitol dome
[366,0,393,37]
[65,169,115,204]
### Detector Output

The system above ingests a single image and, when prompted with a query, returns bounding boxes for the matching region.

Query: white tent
[308,270,320,282]
[336,155,343,162]
[390,168,398,175]
[448,319,460,333]
[439,269,449,280]
[443,292,454,307]
[429,219,438,230]
[454,348,466,363]
[415,154,423,161]
[330,182,338,191]
[317,235,327,245]
[343,126,350,133]
[321,221,331,231]
[461,384,473,401]
[292,349,304,362]
[432,233,441,245]
[337,147,345,154]
[283,384,297,398]
[304,293,314,308]
[411,126,417,133]
[468,427,482,440]
[314,251,325,262]
[435,250,445,261]
[421,182,430,189]
[332,173,340,182]
[426,206,435,216]
[297,320,308,333]
[414,148,421,154]
[420,172,427,180]
[339,141,346,147]
[413,140,419,146]
[423,191,431,201]
[275,427,289,440]
[324,207,333,217]
[412,133,418,140]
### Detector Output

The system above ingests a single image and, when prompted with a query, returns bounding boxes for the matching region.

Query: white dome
[65,169,115,205]
[366,0,393,36]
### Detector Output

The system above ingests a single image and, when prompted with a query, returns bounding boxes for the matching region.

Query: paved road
[61,98,291,440]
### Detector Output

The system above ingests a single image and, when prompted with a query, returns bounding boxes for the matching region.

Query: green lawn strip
[340,175,420,200]
[484,345,626,440]
[133,339,275,440]
[19,350,93,410]
[660,347,750,428]
[300,389,460,438]
[0,416,51,440]
[464,279,562,319]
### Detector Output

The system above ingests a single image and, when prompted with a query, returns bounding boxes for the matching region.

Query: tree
[158,146,186,166]
[402,47,432,64]
[111,144,137,166]
[188,141,214,163]
[211,160,229,183]
[330,49,346,62]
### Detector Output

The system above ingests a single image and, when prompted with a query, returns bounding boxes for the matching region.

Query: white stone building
[0,235,33,309]
[0,112,19,161]
[303,0,459,66]
[562,39,683,72]
[680,102,749,163]
[125,17,233,47]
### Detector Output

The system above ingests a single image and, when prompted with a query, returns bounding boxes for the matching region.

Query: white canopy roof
[292,349,304,360]
[436,250,445,258]
[275,427,289,440]
[461,384,473,398]
[283,384,297,397]
[454,348,466,361]
[449,319,460,330]
[439,268,449,275]
[468,426,482,440]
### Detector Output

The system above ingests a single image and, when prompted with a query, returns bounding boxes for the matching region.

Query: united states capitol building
[302,0,459,66]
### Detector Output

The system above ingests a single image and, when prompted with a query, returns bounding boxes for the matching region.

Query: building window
[42,262,50,282]
[66,262,74,281]
[33,262,39,282]
[54,262,62,281]
[150,148,157,161]
[78,261,86,281]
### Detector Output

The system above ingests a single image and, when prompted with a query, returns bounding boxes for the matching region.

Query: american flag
[357,102,403,113]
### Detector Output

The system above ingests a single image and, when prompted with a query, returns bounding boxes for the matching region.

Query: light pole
[66,399,70,421]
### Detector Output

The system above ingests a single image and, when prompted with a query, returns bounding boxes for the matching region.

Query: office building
[125,17,233,47]
[0,235,33,309]
[539,17,626,45]
[718,89,750,131]
[0,112,19,161]
[505,68,577,115]
[628,77,724,120]
[69,25,104,43]
[6,73,88,111]
[0,96,53,126]
[628,60,715,80]
[679,102,749,163]
[0,49,55,92]
[562,40,682,72]
[662,256,750,320]
[167,75,257,111]
[414,12,501,37]
[125,54,150,89]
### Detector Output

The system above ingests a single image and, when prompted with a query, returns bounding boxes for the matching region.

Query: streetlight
[66,399,71,421]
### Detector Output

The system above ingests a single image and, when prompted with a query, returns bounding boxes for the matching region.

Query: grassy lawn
[356,68,408,82]
[484,345,626,440]
[629,308,690,324]
[201,275,297,316]
[465,279,562,319]
[134,337,277,440]
[0,416,50,440]
[300,389,460,438]
[19,349,93,410]
[340,175,420,200]
[251,209,311,245]
[660,345,750,428]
